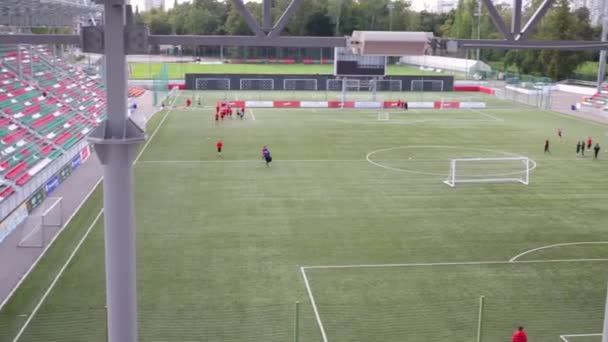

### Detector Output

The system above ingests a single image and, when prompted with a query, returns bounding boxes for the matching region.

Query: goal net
[377,112,390,121]
[240,78,274,90]
[195,78,230,90]
[18,197,64,248]
[283,79,318,90]
[443,157,531,187]
[411,80,444,92]
[376,80,402,91]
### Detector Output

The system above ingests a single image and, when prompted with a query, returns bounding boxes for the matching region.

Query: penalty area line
[303,258,608,270]
[301,267,329,342]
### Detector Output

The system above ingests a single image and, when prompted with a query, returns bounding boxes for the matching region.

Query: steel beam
[481,0,513,40]
[456,39,608,50]
[149,34,346,47]
[88,2,143,342]
[512,0,522,36]
[518,0,555,40]
[263,0,272,31]
[0,33,80,45]
[230,0,266,37]
[268,0,303,38]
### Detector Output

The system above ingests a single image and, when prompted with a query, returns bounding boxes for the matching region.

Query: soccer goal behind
[195,78,230,90]
[18,197,64,248]
[240,78,275,90]
[444,157,531,187]
[283,79,318,90]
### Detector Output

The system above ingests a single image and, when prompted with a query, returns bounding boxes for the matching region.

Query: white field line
[509,242,608,262]
[303,258,608,270]
[469,108,504,122]
[12,209,104,342]
[0,178,103,312]
[249,108,256,121]
[136,159,365,164]
[300,267,329,342]
[8,93,174,339]
[560,333,602,340]
[134,90,179,163]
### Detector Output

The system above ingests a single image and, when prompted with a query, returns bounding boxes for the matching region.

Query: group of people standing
[544,130,602,159]
[576,137,601,158]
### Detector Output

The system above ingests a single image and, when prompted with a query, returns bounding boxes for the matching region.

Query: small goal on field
[559,333,602,342]
[18,197,64,248]
[444,157,531,187]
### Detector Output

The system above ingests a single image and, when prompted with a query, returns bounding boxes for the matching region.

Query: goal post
[283,79,318,90]
[18,197,64,248]
[377,112,390,121]
[195,78,230,90]
[240,78,275,90]
[411,80,444,92]
[443,157,531,187]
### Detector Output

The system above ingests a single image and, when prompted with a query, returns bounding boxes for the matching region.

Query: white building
[145,0,164,11]
[437,0,458,13]
[571,0,602,25]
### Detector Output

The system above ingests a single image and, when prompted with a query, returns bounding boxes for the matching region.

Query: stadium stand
[581,84,608,109]
[0,44,107,203]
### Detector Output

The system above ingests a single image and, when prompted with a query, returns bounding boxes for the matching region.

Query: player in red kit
[186,98,192,107]
[587,137,593,149]
[214,112,219,123]
[512,326,527,342]
[216,140,223,158]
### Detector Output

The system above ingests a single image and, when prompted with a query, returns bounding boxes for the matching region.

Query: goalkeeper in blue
[262,146,272,167]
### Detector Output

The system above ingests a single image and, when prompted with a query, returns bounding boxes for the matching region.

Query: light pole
[475,0,481,61]
[388,2,395,31]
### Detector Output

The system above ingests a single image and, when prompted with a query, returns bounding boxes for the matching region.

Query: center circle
[366,146,537,176]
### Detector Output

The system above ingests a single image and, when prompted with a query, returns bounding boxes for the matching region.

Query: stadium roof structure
[0,0,101,27]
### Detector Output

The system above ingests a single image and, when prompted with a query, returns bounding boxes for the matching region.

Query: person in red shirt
[186,98,192,107]
[216,140,223,158]
[587,137,593,150]
[512,326,527,342]
[215,104,220,114]
[214,113,219,123]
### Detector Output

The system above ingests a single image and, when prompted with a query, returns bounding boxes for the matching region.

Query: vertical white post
[602,282,608,342]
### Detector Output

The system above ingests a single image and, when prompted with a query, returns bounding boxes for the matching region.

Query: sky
[130,0,437,14]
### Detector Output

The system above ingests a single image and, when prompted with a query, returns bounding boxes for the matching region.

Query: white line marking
[560,333,602,341]
[0,177,102,312]
[300,267,329,342]
[12,209,104,342]
[134,90,179,163]
[303,258,608,270]
[509,242,608,262]
[470,108,504,122]
[249,108,256,121]
[365,145,537,176]
[136,159,365,164]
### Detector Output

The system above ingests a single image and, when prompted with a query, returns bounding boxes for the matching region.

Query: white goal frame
[376,80,403,91]
[283,79,318,91]
[18,197,64,248]
[195,78,230,90]
[443,157,531,187]
[559,333,602,342]
[411,80,444,92]
[377,112,390,121]
[240,78,275,90]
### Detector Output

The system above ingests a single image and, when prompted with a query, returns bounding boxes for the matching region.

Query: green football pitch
[2,90,608,342]
[128,62,444,79]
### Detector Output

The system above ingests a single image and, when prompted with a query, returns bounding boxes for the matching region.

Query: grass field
[128,62,447,79]
[2,90,608,342]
